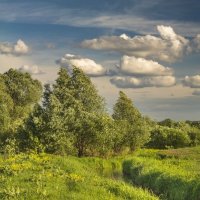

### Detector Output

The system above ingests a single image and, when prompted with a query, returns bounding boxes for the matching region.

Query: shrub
[147,126,191,149]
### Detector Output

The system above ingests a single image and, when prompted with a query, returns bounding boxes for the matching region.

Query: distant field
[0,146,200,200]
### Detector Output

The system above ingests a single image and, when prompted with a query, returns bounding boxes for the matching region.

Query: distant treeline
[0,68,200,157]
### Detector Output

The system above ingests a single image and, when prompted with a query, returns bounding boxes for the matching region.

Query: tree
[20,69,76,154]
[2,69,42,132]
[112,91,149,152]
[41,94,76,154]
[17,104,44,153]
[147,126,191,149]
[3,69,42,106]
[0,76,13,147]
[53,68,71,104]
[19,67,114,157]
[70,67,104,113]
[68,67,106,156]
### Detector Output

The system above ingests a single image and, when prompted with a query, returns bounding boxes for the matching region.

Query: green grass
[1,146,200,199]
[157,146,200,161]
[0,153,158,200]
[123,146,200,200]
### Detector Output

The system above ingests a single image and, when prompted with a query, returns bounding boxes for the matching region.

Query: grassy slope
[0,154,158,200]
[123,147,200,200]
[1,146,199,200]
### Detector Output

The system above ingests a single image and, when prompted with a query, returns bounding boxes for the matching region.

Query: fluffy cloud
[183,75,200,88]
[56,54,106,76]
[192,34,200,52]
[0,39,29,56]
[109,55,175,88]
[81,25,191,62]
[18,65,44,75]
[119,55,173,76]
[110,76,176,88]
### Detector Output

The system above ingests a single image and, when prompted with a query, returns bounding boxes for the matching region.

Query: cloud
[192,90,200,96]
[1,2,200,37]
[183,75,200,88]
[0,39,29,56]
[81,25,191,62]
[56,54,106,76]
[192,34,200,52]
[110,76,176,88]
[119,55,173,76]
[18,65,44,75]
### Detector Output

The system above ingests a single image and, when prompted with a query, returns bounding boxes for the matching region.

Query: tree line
[0,67,200,157]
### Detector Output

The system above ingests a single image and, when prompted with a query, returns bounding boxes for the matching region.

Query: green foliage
[147,126,191,149]
[3,137,19,156]
[3,69,42,106]
[154,119,200,148]
[17,104,45,153]
[70,67,104,113]
[0,69,42,152]
[20,67,114,157]
[187,127,200,146]
[113,91,150,152]
[3,69,42,132]
[2,66,198,158]
[0,75,13,142]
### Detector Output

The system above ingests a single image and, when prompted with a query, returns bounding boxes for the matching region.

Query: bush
[147,126,191,149]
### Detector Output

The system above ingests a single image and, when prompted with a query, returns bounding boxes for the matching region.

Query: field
[123,147,200,200]
[0,146,200,200]
[0,153,158,200]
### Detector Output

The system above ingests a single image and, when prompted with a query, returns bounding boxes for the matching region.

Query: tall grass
[0,153,158,200]
[123,148,200,200]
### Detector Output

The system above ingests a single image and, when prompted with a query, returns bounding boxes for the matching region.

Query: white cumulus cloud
[183,75,200,88]
[56,54,106,76]
[18,65,44,75]
[119,55,173,76]
[110,76,176,88]
[192,34,200,52]
[0,39,29,56]
[81,25,191,63]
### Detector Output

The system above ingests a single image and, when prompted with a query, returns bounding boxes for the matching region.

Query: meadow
[0,146,199,200]
[0,153,157,200]
[123,147,200,200]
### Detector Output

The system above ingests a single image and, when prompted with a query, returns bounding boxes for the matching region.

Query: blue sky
[0,0,200,120]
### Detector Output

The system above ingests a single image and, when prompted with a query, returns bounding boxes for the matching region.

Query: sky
[0,0,200,121]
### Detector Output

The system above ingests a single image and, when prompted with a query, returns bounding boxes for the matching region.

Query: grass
[157,146,200,161]
[1,146,200,199]
[123,147,200,200]
[0,153,158,200]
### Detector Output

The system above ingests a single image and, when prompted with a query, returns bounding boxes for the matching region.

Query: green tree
[2,69,42,132]
[53,68,71,104]
[20,67,113,157]
[0,76,13,148]
[41,94,76,154]
[69,67,106,156]
[17,104,44,153]
[3,69,42,106]
[20,69,76,154]
[112,91,149,152]
[70,67,104,113]
[147,126,191,149]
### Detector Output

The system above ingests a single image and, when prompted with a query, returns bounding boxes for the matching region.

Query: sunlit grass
[0,153,158,200]
[123,146,200,200]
